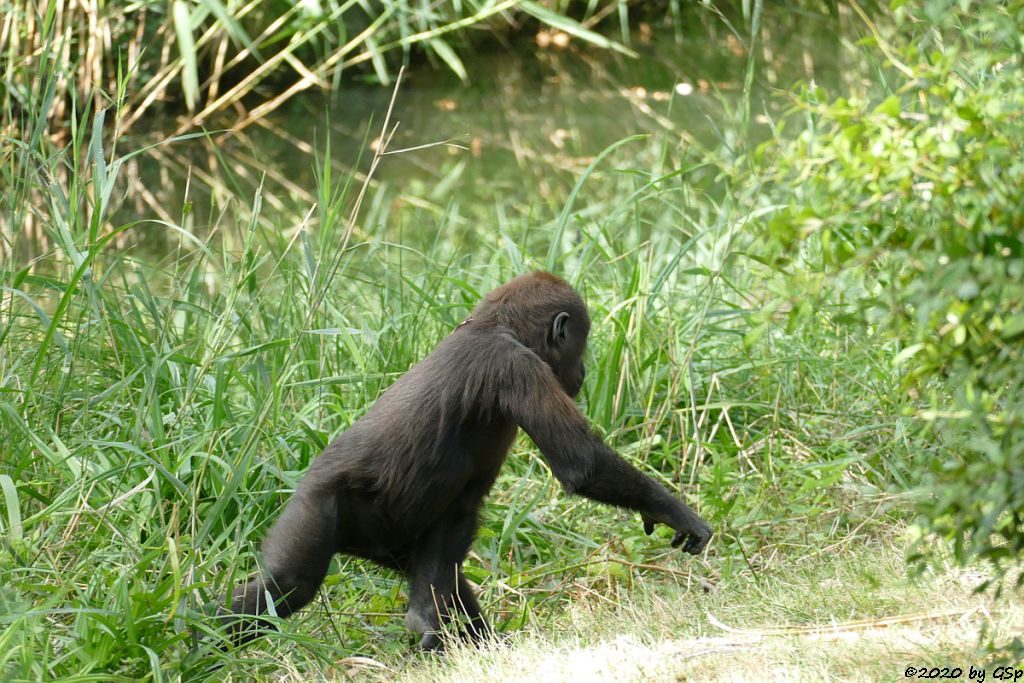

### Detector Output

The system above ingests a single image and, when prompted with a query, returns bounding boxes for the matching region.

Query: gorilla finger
[671,530,686,548]
[419,631,445,652]
[644,519,655,535]
[688,532,711,555]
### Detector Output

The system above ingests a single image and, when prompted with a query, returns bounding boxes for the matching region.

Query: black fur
[226,272,712,648]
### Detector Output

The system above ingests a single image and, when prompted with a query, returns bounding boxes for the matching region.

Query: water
[121,7,856,247]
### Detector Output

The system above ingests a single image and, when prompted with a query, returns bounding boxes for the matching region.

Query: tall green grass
[0,74,907,681]
[0,3,932,678]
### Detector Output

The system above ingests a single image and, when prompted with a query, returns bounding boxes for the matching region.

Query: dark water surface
[123,7,860,246]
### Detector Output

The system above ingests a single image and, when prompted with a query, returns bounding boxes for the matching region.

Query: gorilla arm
[495,340,713,555]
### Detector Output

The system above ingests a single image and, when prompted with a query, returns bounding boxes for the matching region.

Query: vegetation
[753,0,1024,587]
[1,0,632,133]
[0,0,1021,680]
[396,537,1020,683]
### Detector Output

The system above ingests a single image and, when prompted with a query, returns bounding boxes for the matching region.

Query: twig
[707,607,981,638]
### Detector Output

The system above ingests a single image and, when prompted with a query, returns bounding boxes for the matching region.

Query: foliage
[0,120,899,676]
[3,0,1021,678]
[754,0,1024,581]
[0,24,904,680]
[0,0,633,134]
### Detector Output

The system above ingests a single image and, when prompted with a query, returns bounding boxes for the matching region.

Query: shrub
[756,0,1024,581]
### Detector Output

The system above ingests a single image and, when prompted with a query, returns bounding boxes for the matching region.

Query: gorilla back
[227,271,712,650]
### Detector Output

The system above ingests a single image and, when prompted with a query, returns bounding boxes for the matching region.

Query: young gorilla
[228,272,712,649]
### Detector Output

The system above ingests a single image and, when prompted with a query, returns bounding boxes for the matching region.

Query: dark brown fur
[227,272,712,649]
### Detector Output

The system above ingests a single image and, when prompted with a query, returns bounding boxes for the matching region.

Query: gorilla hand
[642,512,712,555]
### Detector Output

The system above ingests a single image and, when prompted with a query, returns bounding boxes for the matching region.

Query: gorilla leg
[228,488,337,641]
[455,572,492,643]
[404,514,491,650]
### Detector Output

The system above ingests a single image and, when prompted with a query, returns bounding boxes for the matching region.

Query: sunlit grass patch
[376,536,1019,683]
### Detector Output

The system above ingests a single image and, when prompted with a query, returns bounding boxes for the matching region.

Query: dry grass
[274,535,1023,683]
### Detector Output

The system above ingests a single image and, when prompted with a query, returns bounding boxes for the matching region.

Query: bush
[756,0,1024,579]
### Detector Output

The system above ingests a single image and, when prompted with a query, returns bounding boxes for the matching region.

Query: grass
[3,2,1022,680]
[231,533,1020,681]
[0,0,639,135]
[0,85,916,679]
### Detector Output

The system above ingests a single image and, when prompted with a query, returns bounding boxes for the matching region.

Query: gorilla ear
[551,311,570,346]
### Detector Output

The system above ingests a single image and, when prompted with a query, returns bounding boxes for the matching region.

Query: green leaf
[196,0,262,61]
[172,1,200,111]
[1002,314,1024,339]
[519,1,637,57]
[893,343,924,366]
[0,475,22,542]
[428,38,467,81]
[874,95,900,118]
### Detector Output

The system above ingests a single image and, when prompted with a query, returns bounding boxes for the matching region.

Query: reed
[1,0,634,135]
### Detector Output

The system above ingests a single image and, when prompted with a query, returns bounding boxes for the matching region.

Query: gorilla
[226,271,712,649]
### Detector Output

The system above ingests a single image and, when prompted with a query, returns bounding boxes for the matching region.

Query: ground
[221,532,1022,682]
